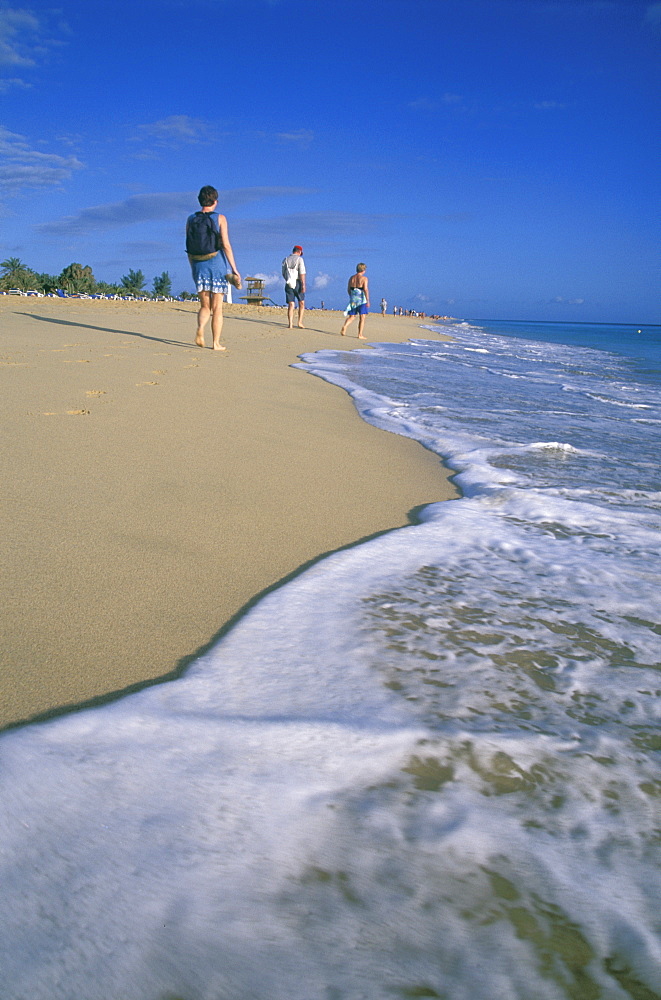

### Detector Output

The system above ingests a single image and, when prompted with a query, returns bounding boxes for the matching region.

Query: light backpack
[282,255,300,288]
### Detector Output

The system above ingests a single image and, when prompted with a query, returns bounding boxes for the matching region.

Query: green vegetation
[0,257,35,291]
[0,257,182,298]
[153,271,172,297]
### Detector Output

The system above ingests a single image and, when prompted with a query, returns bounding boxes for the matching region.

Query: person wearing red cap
[282,245,306,329]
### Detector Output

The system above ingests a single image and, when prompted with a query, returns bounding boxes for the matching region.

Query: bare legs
[339,312,367,339]
[195,290,226,350]
[287,299,305,329]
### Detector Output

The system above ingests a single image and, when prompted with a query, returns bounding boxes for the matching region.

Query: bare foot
[297,324,305,329]
[195,335,205,348]
[212,344,227,352]
[358,334,366,339]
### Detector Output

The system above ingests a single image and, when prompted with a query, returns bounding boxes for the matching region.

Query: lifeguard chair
[240,277,267,306]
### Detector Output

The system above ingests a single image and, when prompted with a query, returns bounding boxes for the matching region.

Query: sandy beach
[0,297,456,729]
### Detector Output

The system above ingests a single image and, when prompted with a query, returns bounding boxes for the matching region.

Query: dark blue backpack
[186,212,220,255]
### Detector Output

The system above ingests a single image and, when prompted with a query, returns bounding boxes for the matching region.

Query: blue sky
[1,0,658,321]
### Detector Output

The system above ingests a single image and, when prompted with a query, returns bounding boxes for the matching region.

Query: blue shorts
[347,302,369,315]
[189,253,229,295]
[285,280,305,303]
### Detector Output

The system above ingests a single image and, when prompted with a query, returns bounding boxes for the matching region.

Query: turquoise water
[469,318,661,380]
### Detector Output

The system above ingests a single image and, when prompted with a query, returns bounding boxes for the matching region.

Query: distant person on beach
[340,263,370,339]
[282,246,306,329]
[186,185,241,351]
[380,297,387,316]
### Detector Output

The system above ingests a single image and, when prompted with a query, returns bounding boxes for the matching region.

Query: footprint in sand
[152,370,166,375]
[0,361,28,366]
[135,381,159,386]
[63,359,91,364]
[85,390,106,397]
[183,363,199,369]
[39,409,90,416]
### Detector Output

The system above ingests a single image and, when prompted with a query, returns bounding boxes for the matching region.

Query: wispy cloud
[0,75,30,92]
[0,126,83,193]
[533,100,569,110]
[0,7,40,68]
[242,211,380,237]
[253,128,315,148]
[119,240,174,258]
[231,211,383,254]
[127,116,226,159]
[408,94,464,111]
[132,115,216,145]
[0,6,66,88]
[36,187,315,236]
[549,296,585,305]
[646,2,661,26]
[439,212,473,223]
[275,129,314,148]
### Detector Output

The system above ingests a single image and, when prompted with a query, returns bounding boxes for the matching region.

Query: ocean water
[1,321,660,1000]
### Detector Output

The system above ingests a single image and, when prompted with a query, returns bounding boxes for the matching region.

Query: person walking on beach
[282,245,306,329]
[186,185,241,351]
[340,263,370,339]
[380,297,387,316]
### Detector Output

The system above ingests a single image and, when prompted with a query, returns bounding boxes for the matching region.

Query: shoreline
[0,298,457,730]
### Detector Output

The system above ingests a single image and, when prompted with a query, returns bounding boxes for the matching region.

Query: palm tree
[0,257,34,291]
[58,263,96,295]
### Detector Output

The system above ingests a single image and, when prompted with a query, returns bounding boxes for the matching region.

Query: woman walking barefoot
[186,185,241,351]
[339,263,370,339]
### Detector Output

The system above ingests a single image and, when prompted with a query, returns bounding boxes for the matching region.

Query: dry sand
[0,297,457,729]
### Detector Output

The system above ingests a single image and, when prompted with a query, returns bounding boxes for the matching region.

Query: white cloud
[251,272,281,287]
[312,272,332,289]
[549,296,585,305]
[0,127,83,192]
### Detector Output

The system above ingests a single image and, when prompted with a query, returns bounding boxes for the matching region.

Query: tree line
[0,258,195,299]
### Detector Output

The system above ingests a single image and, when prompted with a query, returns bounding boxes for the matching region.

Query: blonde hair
[356,263,367,273]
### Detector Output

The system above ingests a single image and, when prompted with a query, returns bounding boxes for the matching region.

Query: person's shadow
[22,312,194,349]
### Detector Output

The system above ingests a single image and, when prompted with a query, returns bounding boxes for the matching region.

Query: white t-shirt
[282,254,306,287]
